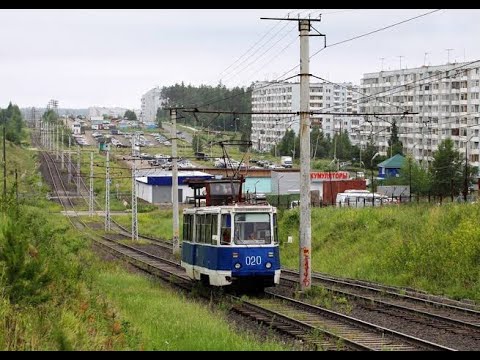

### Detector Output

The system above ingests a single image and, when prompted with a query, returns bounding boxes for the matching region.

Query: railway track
[281,269,480,349]
[69,158,170,244]
[234,291,454,351]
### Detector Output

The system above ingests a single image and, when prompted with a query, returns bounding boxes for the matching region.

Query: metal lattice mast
[56,124,59,161]
[49,122,53,151]
[61,128,64,170]
[131,145,138,241]
[45,122,49,150]
[89,151,94,216]
[105,148,111,231]
[67,136,72,184]
[76,145,81,195]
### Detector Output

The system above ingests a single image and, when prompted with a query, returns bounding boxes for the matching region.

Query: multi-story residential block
[359,61,480,173]
[251,81,362,152]
[141,87,164,123]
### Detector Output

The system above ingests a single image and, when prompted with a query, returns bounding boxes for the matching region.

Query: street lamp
[371,152,380,206]
[277,175,285,207]
[254,179,260,201]
[463,134,475,201]
[409,144,417,202]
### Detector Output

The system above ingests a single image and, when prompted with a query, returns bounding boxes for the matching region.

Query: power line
[219,9,305,79]
[309,9,442,59]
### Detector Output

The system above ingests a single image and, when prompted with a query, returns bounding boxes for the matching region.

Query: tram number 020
[245,256,262,266]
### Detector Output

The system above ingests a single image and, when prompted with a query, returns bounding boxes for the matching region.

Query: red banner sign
[310,171,349,180]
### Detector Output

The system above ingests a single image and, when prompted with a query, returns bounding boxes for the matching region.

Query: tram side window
[201,214,208,243]
[273,213,278,244]
[221,214,231,245]
[205,214,212,245]
[182,214,193,242]
[195,214,202,243]
[211,214,218,245]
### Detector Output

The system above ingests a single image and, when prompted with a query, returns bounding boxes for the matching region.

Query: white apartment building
[141,87,164,123]
[359,61,480,173]
[251,81,362,152]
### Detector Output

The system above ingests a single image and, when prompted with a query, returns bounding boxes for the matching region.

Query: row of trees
[155,82,253,145]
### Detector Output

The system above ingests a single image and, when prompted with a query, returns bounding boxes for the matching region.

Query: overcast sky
[1,8,479,109]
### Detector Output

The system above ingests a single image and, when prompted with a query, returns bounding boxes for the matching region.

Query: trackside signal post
[261,15,322,291]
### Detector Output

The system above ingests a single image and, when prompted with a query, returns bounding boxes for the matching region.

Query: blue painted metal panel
[147,175,214,186]
[182,243,280,276]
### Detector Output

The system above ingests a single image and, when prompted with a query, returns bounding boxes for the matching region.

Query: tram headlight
[234,262,241,269]
[265,262,272,269]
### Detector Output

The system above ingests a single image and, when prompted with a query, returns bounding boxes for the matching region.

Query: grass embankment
[279,204,480,301]
[112,209,175,240]
[97,266,286,350]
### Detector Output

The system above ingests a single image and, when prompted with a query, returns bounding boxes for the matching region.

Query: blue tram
[180,178,281,289]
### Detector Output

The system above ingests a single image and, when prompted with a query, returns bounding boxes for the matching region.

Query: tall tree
[330,130,353,161]
[124,110,137,121]
[387,120,403,157]
[310,126,331,159]
[41,109,59,124]
[277,129,295,157]
[155,108,164,129]
[385,155,432,195]
[191,134,203,153]
[430,138,463,197]
[362,136,381,170]
[2,104,25,145]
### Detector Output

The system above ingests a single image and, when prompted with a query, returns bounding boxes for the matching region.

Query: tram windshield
[234,213,272,245]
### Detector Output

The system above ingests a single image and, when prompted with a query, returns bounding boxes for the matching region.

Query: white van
[336,191,389,208]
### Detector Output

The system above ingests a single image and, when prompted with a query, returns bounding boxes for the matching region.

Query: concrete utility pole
[171,108,180,255]
[261,15,322,291]
[45,122,48,149]
[131,135,138,241]
[89,152,94,216]
[76,145,81,195]
[105,147,111,231]
[68,136,72,184]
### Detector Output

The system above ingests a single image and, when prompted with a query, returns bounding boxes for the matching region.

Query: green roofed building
[377,154,405,179]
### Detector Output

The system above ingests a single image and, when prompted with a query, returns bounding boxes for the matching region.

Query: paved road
[161,122,194,143]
